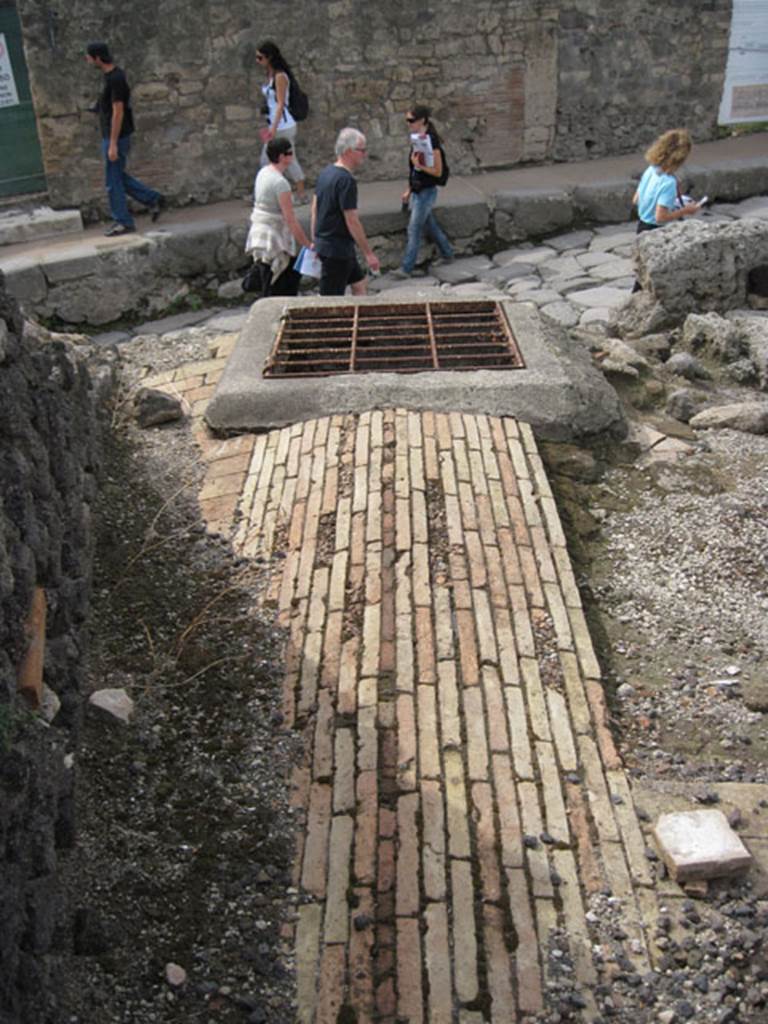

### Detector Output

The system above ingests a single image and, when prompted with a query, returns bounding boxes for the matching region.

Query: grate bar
[263,300,525,378]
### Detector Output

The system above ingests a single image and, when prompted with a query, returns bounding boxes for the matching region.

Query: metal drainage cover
[263,300,525,377]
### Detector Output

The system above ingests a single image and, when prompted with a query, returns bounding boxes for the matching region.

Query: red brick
[417,685,441,779]
[396,793,420,916]
[482,665,509,752]
[338,637,359,717]
[473,782,502,903]
[424,904,452,1020]
[378,838,395,894]
[415,606,436,683]
[312,689,334,780]
[421,779,446,901]
[455,609,480,686]
[316,944,346,1024]
[451,860,479,1001]
[397,917,424,1023]
[397,694,417,792]
[375,977,396,1019]
[465,531,487,588]
[355,771,378,885]
[349,888,376,1020]
[491,753,524,868]
[585,679,622,770]
[463,687,489,780]
[301,783,332,897]
[482,905,517,1020]
[320,610,343,689]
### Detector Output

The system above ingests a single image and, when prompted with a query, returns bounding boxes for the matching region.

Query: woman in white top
[257,41,307,204]
[245,136,312,297]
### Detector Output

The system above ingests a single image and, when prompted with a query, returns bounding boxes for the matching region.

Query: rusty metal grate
[263,301,525,377]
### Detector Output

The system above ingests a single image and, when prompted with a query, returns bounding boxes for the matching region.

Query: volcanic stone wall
[17,0,731,217]
[0,276,110,1023]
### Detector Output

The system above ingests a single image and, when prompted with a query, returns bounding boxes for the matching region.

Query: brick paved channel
[225,407,659,1023]
[144,349,660,1022]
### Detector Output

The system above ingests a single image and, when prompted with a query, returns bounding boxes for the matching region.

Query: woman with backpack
[256,41,308,204]
[392,104,454,279]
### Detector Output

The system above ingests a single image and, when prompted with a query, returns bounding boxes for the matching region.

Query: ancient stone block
[653,809,752,881]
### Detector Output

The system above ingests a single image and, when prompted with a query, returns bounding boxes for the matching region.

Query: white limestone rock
[89,687,135,724]
[653,809,752,882]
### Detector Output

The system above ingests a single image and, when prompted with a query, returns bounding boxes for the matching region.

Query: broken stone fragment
[39,683,61,724]
[134,386,184,427]
[689,401,768,434]
[88,687,135,724]
[653,809,752,882]
[165,962,187,987]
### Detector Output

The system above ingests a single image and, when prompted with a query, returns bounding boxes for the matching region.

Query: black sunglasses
[405,116,418,123]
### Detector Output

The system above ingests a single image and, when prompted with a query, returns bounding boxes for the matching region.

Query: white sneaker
[390,268,411,279]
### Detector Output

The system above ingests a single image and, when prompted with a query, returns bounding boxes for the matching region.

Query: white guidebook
[410,132,434,168]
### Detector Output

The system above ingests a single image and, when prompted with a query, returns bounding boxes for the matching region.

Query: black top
[97,67,135,139]
[409,128,442,193]
[313,165,358,259]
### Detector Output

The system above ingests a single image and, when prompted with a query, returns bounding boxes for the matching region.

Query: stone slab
[0,206,83,246]
[653,809,752,882]
[204,296,626,443]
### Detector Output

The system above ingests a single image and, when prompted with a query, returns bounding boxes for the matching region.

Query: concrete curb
[1,151,767,327]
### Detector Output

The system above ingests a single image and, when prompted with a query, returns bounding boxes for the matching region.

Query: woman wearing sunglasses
[256,41,308,204]
[393,104,454,279]
[244,136,312,297]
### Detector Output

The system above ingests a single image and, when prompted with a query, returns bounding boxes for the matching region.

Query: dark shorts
[319,255,365,296]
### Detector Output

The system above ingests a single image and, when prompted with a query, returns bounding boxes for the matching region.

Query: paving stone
[590,256,635,279]
[514,287,563,307]
[546,228,594,252]
[540,300,581,327]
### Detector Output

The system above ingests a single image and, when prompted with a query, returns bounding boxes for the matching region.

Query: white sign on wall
[0,33,20,109]
[719,0,768,124]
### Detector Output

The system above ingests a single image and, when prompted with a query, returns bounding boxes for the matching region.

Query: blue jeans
[401,186,453,273]
[102,136,161,227]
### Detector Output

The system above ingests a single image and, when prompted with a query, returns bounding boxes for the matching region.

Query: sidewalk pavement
[2,132,767,266]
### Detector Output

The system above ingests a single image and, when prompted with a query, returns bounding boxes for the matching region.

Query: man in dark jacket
[86,42,164,236]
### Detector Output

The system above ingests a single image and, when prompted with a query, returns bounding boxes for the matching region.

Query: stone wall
[553,0,732,161]
[17,0,731,217]
[0,276,112,1023]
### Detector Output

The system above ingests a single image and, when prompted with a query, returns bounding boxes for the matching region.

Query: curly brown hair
[645,129,693,173]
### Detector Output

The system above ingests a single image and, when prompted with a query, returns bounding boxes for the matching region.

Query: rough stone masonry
[17,0,730,216]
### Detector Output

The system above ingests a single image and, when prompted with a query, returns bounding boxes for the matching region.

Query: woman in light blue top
[256,41,308,204]
[633,129,700,229]
[631,129,701,292]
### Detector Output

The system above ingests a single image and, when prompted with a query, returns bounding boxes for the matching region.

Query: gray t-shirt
[254,165,291,214]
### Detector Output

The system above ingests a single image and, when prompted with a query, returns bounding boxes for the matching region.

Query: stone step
[0,205,83,247]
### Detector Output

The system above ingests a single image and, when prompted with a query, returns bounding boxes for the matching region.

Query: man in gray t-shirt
[311,127,380,296]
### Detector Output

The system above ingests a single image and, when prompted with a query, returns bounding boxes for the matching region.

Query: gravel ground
[57,311,301,1024]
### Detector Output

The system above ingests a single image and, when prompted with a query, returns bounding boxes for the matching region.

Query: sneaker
[431,255,454,267]
[104,222,136,236]
[149,196,165,222]
[390,268,411,279]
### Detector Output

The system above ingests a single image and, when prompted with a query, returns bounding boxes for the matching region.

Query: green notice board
[0,2,46,197]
